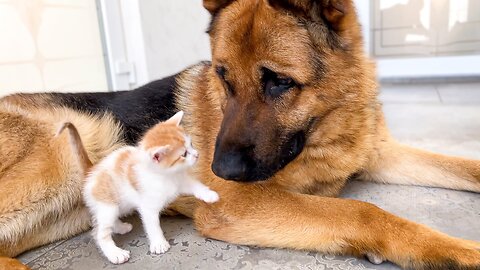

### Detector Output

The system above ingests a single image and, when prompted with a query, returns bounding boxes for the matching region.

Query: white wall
[353,0,371,55]
[0,0,108,96]
[100,0,211,90]
[138,0,211,81]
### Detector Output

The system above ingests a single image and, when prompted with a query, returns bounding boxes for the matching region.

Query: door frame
[96,0,150,90]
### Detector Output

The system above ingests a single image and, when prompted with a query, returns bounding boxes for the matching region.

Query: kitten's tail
[56,122,93,175]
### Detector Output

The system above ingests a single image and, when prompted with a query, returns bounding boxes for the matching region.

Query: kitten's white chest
[136,170,182,207]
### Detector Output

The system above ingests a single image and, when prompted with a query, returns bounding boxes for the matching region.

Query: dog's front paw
[366,253,384,265]
[199,190,219,203]
[150,239,170,254]
[104,247,130,264]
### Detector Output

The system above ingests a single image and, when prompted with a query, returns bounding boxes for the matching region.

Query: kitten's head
[140,111,199,171]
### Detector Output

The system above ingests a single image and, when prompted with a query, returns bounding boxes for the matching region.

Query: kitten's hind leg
[113,219,133,235]
[94,204,130,264]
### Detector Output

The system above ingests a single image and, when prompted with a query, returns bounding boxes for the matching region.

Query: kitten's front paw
[150,240,170,254]
[199,190,219,203]
[105,247,130,264]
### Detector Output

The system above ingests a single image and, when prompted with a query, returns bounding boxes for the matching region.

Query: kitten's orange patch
[113,150,140,191]
[141,122,187,168]
[162,146,186,167]
[169,156,183,167]
[114,150,130,175]
[125,161,140,191]
[142,123,185,150]
[91,171,118,204]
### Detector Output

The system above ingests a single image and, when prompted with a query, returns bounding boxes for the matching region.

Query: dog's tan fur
[1,0,480,269]
[0,257,30,270]
[0,99,124,257]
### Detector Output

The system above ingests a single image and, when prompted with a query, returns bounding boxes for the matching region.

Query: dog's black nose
[212,151,247,180]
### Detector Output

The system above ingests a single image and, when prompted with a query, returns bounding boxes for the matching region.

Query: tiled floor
[18,83,480,270]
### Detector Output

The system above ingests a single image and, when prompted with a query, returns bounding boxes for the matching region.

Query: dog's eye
[216,66,226,80]
[262,68,297,98]
[215,66,235,96]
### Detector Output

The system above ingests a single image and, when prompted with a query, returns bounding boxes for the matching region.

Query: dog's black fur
[50,74,179,144]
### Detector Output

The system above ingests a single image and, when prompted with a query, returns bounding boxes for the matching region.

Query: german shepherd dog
[1,0,479,269]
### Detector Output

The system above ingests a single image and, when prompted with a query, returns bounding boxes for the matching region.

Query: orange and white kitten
[57,111,219,264]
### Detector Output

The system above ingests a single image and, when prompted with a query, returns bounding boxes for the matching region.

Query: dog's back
[0,99,125,257]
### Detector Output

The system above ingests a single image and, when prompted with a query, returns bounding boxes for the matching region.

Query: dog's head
[205,0,375,182]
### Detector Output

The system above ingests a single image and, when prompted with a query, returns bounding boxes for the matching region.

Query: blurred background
[0,0,479,96]
[0,0,211,95]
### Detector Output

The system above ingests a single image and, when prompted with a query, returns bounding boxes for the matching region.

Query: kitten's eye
[181,151,187,158]
[262,68,297,99]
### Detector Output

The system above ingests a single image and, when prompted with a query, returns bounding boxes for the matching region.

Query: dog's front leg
[0,257,30,270]
[194,182,480,270]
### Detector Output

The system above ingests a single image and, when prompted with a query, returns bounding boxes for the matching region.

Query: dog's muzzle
[211,130,306,182]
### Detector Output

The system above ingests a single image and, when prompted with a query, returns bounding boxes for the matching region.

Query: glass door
[355,0,480,79]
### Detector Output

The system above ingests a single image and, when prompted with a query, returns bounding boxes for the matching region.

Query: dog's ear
[269,0,354,33]
[322,0,351,31]
[203,0,234,14]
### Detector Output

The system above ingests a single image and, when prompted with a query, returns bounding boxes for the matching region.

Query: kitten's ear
[166,111,184,126]
[151,145,170,163]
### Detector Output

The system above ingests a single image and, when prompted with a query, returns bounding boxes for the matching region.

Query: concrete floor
[18,83,480,270]
[381,83,480,159]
